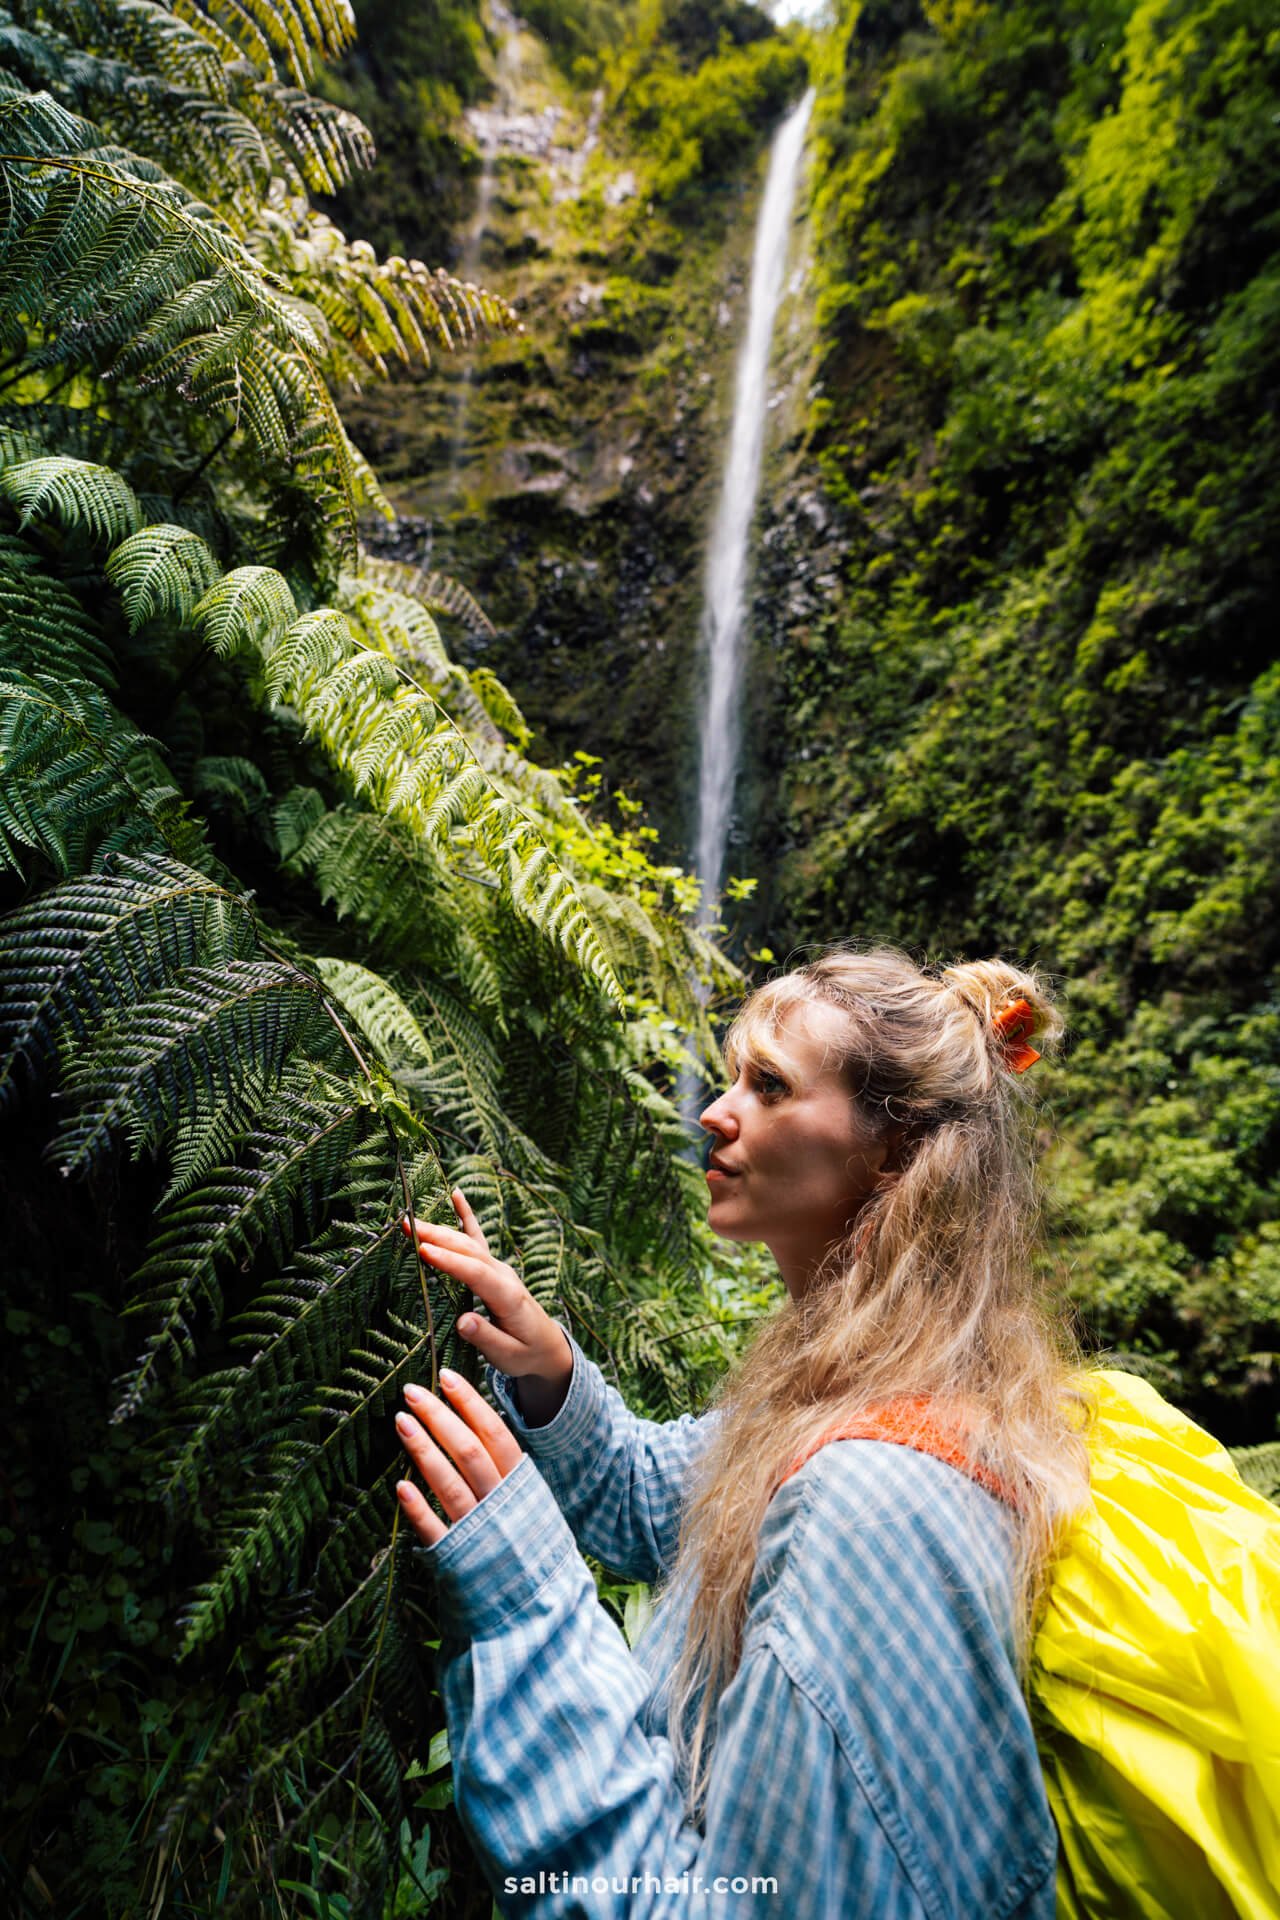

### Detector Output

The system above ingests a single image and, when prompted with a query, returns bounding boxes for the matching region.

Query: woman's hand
[395,1370,524,1548]
[401,1189,573,1425]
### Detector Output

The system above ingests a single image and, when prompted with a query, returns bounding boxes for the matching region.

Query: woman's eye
[754,1068,787,1097]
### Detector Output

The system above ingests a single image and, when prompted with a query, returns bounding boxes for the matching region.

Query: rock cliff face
[341,7,819,912]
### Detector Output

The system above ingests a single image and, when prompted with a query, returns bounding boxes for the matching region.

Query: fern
[0,529,117,686]
[50,955,327,1175]
[1229,1440,1280,1505]
[0,451,143,541]
[0,851,253,1105]
[105,520,223,625]
[310,956,434,1067]
[0,0,747,1907]
[0,670,207,872]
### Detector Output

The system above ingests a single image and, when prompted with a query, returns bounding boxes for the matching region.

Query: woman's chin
[706,1203,756,1242]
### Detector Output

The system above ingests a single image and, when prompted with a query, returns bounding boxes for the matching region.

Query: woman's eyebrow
[743,1043,797,1080]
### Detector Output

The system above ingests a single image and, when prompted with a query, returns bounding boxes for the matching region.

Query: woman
[394,948,1091,1917]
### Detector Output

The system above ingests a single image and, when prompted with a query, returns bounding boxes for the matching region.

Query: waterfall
[449,8,519,480]
[691,86,815,914]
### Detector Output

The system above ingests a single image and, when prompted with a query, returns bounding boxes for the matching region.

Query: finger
[402,1214,479,1258]
[396,1478,445,1548]
[455,1311,538,1376]
[411,1238,527,1316]
[407,1239,493,1290]
[433,1368,524,1475]
[403,1381,503,1496]
[408,1236,521,1313]
[451,1187,491,1254]
[395,1411,476,1522]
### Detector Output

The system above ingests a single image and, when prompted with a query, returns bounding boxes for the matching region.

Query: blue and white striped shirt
[417,1330,1058,1918]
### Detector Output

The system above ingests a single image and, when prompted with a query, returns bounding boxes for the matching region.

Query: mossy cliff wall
[334,1,810,879]
[766,0,1280,1431]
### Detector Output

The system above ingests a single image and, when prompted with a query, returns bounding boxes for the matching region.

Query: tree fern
[0,0,752,1908]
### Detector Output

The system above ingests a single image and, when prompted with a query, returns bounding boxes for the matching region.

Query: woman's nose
[699,1092,737,1139]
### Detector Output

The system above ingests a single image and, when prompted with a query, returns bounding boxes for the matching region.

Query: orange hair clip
[991,998,1040,1073]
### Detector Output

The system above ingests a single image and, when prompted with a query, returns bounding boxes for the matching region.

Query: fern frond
[31,0,231,102]
[0,670,206,872]
[0,530,117,687]
[114,1073,373,1416]
[360,554,497,639]
[470,666,532,750]
[1230,1440,1280,1505]
[0,452,142,542]
[191,562,298,656]
[309,956,433,1068]
[0,851,252,1108]
[105,520,221,628]
[191,754,272,829]
[154,1153,403,1502]
[50,956,324,1176]
[175,1253,428,1655]
[163,1497,405,1829]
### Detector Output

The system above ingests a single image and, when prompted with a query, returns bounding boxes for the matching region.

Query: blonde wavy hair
[656,944,1092,1824]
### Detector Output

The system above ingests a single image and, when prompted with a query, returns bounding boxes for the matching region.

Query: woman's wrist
[511,1328,574,1428]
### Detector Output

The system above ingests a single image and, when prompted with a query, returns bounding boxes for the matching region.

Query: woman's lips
[706,1168,741,1183]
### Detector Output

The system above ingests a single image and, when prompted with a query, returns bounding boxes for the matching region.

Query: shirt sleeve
[484,1329,720,1582]
[420,1449,954,1920]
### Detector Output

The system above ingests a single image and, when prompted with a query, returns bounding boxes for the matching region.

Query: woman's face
[698,997,890,1298]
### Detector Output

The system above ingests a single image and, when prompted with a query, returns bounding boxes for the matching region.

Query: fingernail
[404,1383,429,1403]
[396,1480,413,1501]
[458,1315,475,1335]
[439,1368,462,1389]
[395,1412,414,1433]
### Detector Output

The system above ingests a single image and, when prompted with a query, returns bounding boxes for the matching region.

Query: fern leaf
[191,563,298,657]
[50,957,322,1176]
[0,671,206,873]
[114,1075,373,1416]
[0,531,117,688]
[361,555,497,639]
[309,956,433,1067]
[1230,1440,1280,1505]
[0,452,142,542]
[105,521,221,628]
[0,852,253,1108]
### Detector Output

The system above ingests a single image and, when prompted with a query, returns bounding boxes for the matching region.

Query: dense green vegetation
[4,0,1278,1911]
[758,0,1280,1437]
[317,0,487,264]
[0,1,763,1913]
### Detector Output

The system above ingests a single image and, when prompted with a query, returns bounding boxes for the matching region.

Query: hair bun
[939,958,1063,1067]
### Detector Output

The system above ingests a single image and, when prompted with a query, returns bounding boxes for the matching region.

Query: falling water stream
[448,6,519,479]
[679,87,815,1122]
[691,86,815,912]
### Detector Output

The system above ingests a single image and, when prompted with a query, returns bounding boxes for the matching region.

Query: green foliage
[783,0,1280,1435]
[1229,1441,1280,1506]
[316,0,486,264]
[617,15,809,206]
[0,0,757,1914]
